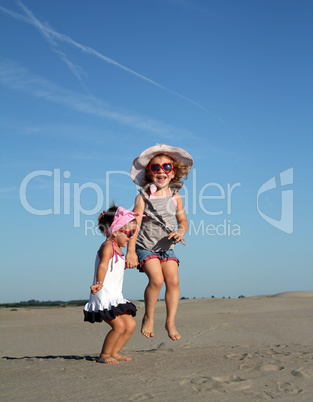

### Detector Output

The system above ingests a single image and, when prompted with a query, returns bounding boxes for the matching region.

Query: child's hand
[125,251,138,268]
[168,230,185,244]
[90,283,103,294]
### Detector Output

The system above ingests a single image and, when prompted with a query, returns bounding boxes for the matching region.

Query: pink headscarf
[105,206,145,236]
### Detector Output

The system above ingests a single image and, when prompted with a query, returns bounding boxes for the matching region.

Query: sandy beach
[1,291,313,401]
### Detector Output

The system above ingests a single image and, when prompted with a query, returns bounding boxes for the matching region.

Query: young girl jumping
[126,144,193,341]
[84,204,144,364]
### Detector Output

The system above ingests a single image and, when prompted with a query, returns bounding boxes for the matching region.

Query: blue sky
[0,0,312,303]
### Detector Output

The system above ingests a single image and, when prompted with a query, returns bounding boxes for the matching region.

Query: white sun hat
[131,144,193,186]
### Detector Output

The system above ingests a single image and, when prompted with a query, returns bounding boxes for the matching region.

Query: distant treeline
[1,295,245,308]
[0,299,89,308]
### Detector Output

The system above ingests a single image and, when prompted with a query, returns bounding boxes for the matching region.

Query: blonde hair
[142,154,190,190]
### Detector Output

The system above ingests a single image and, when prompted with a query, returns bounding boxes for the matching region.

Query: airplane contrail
[1,1,207,112]
[1,1,242,138]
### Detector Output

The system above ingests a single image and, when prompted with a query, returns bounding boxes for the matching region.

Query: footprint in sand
[186,375,251,393]
[224,353,241,359]
[257,363,284,372]
[239,362,284,372]
[209,323,228,331]
[224,352,256,370]
[239,353,252,361]
[192,324,228,339]
[291,367,313,379]
[129,392,153,400]
[277,381,302,394]
[225,352,253,361]
[192,330,205,338]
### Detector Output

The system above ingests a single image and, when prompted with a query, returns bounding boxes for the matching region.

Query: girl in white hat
[127,144,193,340]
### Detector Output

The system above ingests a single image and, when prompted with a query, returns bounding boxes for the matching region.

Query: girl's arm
[168,193,188,244]
[125,194,145,268]
[90,242,113,294]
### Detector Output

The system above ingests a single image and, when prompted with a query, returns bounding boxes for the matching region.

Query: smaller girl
[84,204,144,364]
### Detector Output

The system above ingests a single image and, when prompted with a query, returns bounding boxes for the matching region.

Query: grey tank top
[136,189,177,252]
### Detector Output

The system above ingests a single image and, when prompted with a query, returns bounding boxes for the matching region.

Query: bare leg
[162,260,181,340]
[111,314,136,361]
[141,259,164,338]
[98,316,127,364]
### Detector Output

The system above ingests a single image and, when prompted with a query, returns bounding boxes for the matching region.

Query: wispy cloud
[0,1,206,111]
[0,60,196,139]
[15,2,88,90]
[1,1,242,139]
[0,119,113,145]
[0,186,18,197]
[0,4,29,23]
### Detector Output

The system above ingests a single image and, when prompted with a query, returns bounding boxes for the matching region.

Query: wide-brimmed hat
[131,144,193,186]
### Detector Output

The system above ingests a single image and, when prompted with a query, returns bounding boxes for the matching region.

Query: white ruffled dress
[84,241,136,323]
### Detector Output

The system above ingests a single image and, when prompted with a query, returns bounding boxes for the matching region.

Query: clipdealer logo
[257,168,293,234]
[18,168,294,235]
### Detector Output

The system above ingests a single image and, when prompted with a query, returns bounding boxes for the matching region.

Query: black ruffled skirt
[84,301,137,323]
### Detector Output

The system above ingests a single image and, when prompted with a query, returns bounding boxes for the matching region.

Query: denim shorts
[136,245,179,272]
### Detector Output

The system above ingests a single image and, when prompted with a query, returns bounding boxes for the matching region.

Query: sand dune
[271,291,313,298]
[1,292,313,401]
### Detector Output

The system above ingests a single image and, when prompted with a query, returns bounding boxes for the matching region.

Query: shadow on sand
[2,355,95,361]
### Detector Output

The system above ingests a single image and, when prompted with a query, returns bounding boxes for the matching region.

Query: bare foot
[97,355,119,364]
[141,316,154,338]
[112,353,132,361]
[165,322,181,340]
